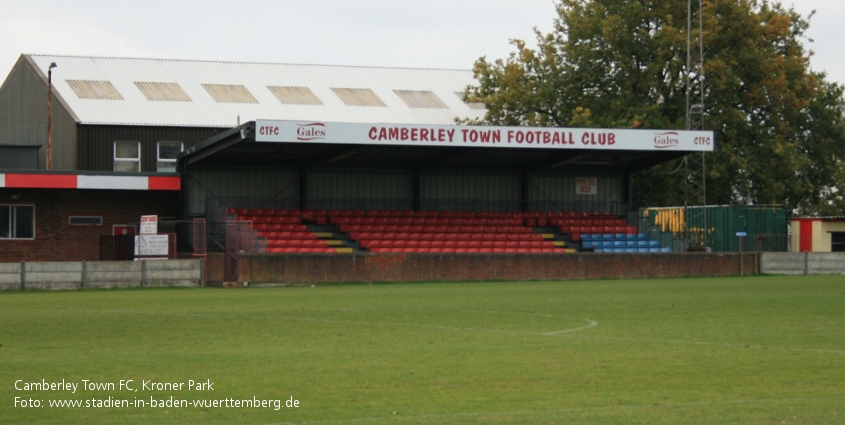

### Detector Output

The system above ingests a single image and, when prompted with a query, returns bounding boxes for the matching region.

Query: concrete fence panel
[85,261,144,289]
[0,262,22,291]
[761,252,845,275]
[0,259,203,291]
[807,253,845,274]
[143,259,204,287]
[760,252,807,275]
[25,262,83,290]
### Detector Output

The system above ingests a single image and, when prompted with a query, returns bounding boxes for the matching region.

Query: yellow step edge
[552,241,566,247]
[334,248,354,253]
[315,232,334,238]
[541,233,555,239]
[325,240,344,246]
[563,248,577,253]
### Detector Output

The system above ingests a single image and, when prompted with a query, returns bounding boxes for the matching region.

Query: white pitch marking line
[558,333,845,355]
[544,318,599,335]
[15,307,845,355]
[24,307,600,337]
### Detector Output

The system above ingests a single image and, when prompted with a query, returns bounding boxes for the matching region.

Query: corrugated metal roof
[25,55,486,127]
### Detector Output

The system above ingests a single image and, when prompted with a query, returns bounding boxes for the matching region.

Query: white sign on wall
[140,215,158,235]
[576,177,598,195]
[135,234,169,257]
[255,120,715,152]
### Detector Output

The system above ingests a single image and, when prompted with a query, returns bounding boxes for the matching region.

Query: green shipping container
[642,205,789,252]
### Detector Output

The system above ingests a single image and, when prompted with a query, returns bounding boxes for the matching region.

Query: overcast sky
[1,0,843,86]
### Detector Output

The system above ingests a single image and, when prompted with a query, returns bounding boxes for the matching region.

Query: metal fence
[637,205,790,252]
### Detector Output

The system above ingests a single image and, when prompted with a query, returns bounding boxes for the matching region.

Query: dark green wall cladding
[76,125,224,172]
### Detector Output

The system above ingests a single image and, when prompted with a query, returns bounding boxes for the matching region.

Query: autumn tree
[463,0,845,214]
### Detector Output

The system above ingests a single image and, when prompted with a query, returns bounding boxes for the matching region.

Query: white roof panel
[26,55,485,127]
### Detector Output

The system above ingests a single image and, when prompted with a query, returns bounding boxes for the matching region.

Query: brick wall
[236,252,759,284]
[205,253,225,282]
[0,189,179,262]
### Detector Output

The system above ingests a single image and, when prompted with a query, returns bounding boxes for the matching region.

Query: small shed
[790,217,845,252]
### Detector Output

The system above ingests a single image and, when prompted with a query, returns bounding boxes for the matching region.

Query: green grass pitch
[1,275,843,424]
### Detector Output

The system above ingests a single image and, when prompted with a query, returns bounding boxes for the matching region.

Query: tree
[462,0,845,214]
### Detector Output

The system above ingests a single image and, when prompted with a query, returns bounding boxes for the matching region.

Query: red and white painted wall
[1,172,180,262]
[790,218,845,252]
[0,173,180,191]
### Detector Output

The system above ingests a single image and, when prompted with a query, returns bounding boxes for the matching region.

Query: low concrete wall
[0,259,204,291]
[761,252,845,275]
[237,252,760,285]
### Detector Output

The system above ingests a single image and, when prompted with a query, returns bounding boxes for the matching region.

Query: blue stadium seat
[649,248,661,253]
[626,234,638,241]
[637,233,649,240]
[614,241,625,248]
[626,240,637,247]
[615,233,626,240]
[638,248,650,253]
[637,240,649,247]
[582,241,592,249]
[603,233,614,241]
[661,247,672,253]
[582,234,593,241]
[648,240,660,247]
[625,248,638,253]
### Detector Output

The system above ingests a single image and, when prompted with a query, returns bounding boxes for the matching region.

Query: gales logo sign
[296,123,326,141]
[653,132,679,149]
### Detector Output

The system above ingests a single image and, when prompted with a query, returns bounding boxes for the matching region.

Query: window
[114,141,141,172]
[331,88,386,107]
[394,90,448,109]
[832,232,845,252]
[66,80,124,100]
[267,86,323,105]
[454,92,485,110]
[135,82,192,102]
[202,84,258,103]
[68,216,103,226]
[157,141,183,172]
[1,205,35,239]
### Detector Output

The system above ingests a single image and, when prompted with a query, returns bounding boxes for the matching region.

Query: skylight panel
[267,86,323,105]
[202,84,258,104]
[394,90,448,109]
[454,92,486,110]
[66,80,124,100]
[135,82,192,102]
[331,88,386,107]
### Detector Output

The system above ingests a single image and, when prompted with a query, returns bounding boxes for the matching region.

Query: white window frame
[1,204,35,239]
[114,141,141,172]
[156,141,183,172]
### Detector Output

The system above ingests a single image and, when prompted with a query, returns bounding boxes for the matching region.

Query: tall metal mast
[684,0,707,249]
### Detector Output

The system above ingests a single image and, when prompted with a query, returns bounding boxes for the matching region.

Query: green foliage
[463,0,845,214]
